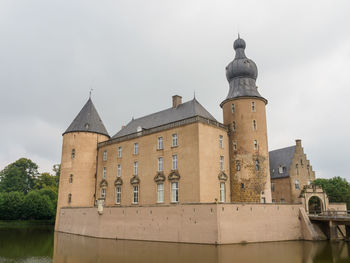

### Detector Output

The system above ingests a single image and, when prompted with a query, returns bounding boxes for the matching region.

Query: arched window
[69,174,73,184]
[255,160,260,171]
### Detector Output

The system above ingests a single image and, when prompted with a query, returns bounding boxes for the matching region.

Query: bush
[0,192,25,220]
[22,191,55,220]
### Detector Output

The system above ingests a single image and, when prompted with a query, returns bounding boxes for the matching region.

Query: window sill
[170,201,179,204]
[157,148,164,151]
[171,145,178,149]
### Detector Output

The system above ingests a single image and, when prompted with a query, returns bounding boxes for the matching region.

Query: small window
[103,150,107,161]
[172,134,178,147]
[116,186,121,204]
[171,182,179,203]
[117,164,121,177]
[233,141,237,151]
[255,160,260,171]
[232,121,236,131]
[69,174,73,184]
[172,155,178,170]
[295,180,300,190]
[157,183,164,203]
[236,160,241,171]
[68,193,72,203]
[220,182,225,203]
[271,182,274,192]
[134,143,139,155]
[118,146,122,158]
[254,140,258,150]
[260,197,266,203]
[133,185,139,204]
[241,183,244,189]
[278,165,284,174]
[220,156,224,171]
[231,103,235,113]
[253,120,257,131]
[251,101,255,112]
[101,188,106,199]
[134,161,138,175]
[103,167,107,179]
[158,157,163,172]
[71,149,75,159]
[219,135,223,148]
[158,137,163,150]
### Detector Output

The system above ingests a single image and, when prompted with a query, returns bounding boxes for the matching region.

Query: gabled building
[269,139,316,203]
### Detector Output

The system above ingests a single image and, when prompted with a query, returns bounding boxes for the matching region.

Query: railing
[309,210,350,217]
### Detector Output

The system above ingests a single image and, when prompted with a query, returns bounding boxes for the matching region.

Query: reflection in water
[54,232,350,263]
[0,225,53,263]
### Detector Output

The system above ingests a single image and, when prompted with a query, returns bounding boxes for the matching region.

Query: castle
[55,37,343,244]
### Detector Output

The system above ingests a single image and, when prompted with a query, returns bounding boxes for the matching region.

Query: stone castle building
[56,37,316,216]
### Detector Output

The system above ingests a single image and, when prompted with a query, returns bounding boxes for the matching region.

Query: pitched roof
[64,98,110,137]
[112,98,217,138]
[269,145,296,179]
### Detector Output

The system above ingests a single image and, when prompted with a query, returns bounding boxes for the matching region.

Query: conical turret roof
[63,98,110,137]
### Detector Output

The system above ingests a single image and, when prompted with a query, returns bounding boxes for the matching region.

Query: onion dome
[221,36,266,107]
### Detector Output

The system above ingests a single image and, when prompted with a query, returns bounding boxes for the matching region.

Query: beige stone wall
[271,177,292,203]
[198,123,230,203]
[222,98,271,203]
[288,140,316,203]
[55,132,109,230]
[56,203,303,244]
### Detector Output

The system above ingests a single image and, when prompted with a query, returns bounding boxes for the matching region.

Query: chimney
[172,95,182,108]
[295,139,302,147]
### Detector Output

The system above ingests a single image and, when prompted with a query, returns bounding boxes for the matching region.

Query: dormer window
[85,123,89,129]
[278,165,284,174]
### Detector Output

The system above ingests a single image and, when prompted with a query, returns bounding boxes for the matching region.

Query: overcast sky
[0,0,349,181]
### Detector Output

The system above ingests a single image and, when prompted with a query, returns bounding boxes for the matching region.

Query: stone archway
[300,185,329,214]
[308,196,323,214]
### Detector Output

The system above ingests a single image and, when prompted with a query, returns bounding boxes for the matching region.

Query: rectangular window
[279,165,284,174]
[172,133,178,147]
[71,149,75,159]
[220,156,224,171]
[271,182,275,192]
[172,155,178,170]
[233,141,237,151]
[158,137,163,150]
[232,121,236,131]
[255,160,260,171]
[68,193,72,203]
[101,188,106,199]
[116,186,121,204]
[134,161,138,175]
[236,160,241,171]
[69,174,73,184]
[231,103,235,113]
[220,182,225,202]
[295,180,300,190]
[117,164,121,177]
[171,182,179,202]
[219,135,223,148]
[158,157,163,172]
[118,146,122,158]
[134,143,139,155]
[133,185,139,204]
[103,150,107,161]
[157,183,164,203]
[254,140,258,150]
[253,120,257,131]
[251,101,255,112]
[103,167,107,179]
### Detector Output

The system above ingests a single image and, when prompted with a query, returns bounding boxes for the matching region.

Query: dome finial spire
[89,88,93,99]
[238,32,240,39]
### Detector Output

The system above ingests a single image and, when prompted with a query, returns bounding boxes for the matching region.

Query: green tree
[22,191,54,220]
[34,173,59,192]
[0,192,25,220]
[313,176,350,208]
[0,158,39,193]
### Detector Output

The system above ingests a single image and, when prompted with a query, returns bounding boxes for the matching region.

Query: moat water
[0,225,350,263]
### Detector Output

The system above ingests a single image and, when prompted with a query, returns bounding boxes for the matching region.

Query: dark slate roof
[64,98,110,137]
[113,98,217,138]
[269,145,296,179]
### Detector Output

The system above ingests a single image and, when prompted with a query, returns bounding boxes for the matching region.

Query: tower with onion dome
[221,36,272,203]
[55,97,110,230]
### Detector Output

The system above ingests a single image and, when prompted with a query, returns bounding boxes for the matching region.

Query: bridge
[309,211,350,240]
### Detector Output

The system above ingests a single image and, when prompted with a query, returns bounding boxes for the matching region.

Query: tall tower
[55,98,109,230]
[221,37,272,203]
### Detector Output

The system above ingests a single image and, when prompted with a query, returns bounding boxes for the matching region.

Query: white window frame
[134,143,139,155]
[279,165,283,174]
[103,167,107,179]
[172,133,178,147]
[117,164,121,177]
[118,146,122,158]
[220,156,224,171]
[157,183,164,203]
[171,182,179,203]
[220,182,225,203]
[158,157,163,172]
[219,135,223,148]
[158,137,163,150]
[116,186,121,204]
[172,155,178,170]
[101,188,106,199]
[103,150,107,161]
[134,161,138,175]
[133,185,139,204]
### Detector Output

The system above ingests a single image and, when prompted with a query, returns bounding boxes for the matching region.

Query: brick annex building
[55,37,336,244]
